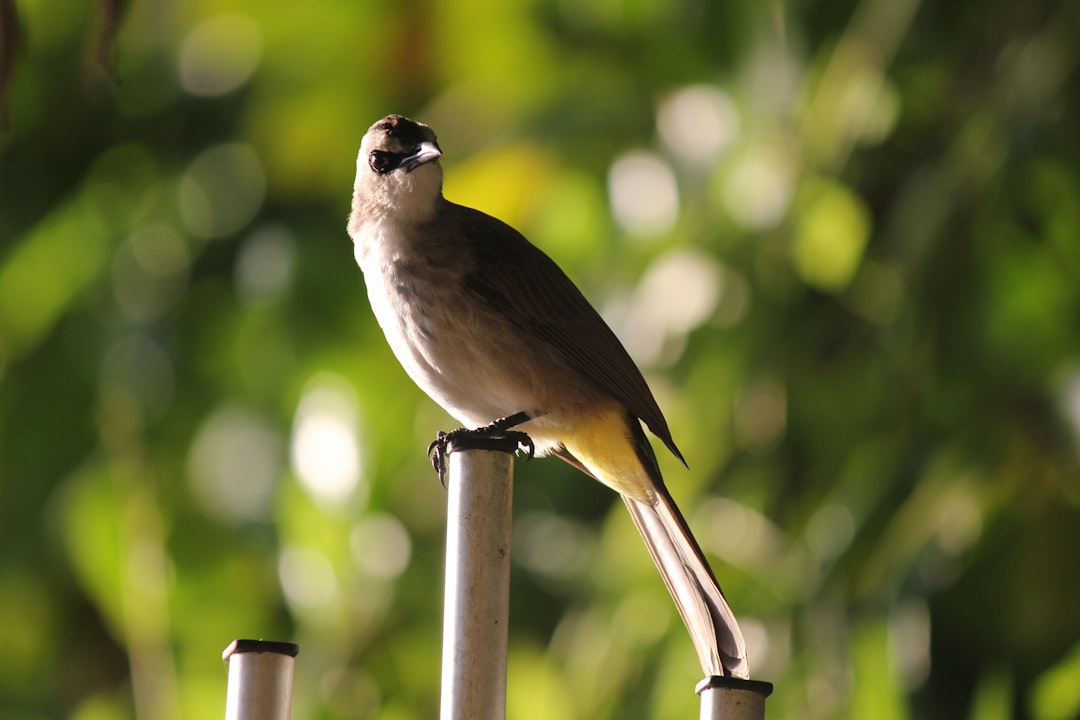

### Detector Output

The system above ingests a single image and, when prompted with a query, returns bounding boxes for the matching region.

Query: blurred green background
[2,0,1079,718]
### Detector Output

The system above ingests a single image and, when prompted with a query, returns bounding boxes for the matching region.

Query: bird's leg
[427,412,535,486]
[477,411,532,433]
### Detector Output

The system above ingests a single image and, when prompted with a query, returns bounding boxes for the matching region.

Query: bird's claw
[427,415,535,487]
[427,431,453,488]
[515,432,536,461]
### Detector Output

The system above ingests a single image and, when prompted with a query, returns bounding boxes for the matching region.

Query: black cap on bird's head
[362,114,442,175]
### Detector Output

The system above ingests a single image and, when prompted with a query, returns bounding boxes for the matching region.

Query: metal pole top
[223,639,299,720]
[696,675,773,720]
[444,434,525,455]
[222,639,300,662]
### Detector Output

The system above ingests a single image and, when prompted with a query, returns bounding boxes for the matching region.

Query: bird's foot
[427,412,534,486]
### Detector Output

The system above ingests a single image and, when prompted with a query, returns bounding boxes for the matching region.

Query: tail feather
[622,490,749,678]
[553,416,750,679]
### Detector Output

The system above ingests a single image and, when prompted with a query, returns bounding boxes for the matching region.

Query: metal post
[439,440,517,720]
[222,639,299,720]
[696,675,773,720]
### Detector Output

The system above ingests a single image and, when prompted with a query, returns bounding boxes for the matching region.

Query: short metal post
[697,676,773,720]
[222,639,299,720]
[439,440,517,720]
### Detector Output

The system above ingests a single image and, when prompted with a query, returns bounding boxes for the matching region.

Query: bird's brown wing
[449,202,685,466]
[445,202,749,678]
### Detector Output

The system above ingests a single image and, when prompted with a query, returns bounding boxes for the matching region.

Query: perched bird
[347,114,748,678]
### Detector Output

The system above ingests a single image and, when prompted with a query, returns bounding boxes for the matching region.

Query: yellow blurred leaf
[1031,641,1080,720]
[443,143,556,230]
[792,176,870,292]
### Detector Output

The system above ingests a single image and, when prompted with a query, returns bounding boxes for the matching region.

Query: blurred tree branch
[0,0,128,130]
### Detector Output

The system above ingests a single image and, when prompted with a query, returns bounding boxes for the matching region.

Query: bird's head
[351,114,444,225]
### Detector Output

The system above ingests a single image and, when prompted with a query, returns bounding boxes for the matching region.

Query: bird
[347,114,748,679]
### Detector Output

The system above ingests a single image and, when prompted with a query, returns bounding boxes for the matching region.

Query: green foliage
[2,0,1079,718]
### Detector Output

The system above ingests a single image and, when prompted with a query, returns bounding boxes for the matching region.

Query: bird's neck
[349,166,444,233]
[349,193,443,242]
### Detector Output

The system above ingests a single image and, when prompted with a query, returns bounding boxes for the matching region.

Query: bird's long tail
[622,486,749,678]
[554,407,749,678]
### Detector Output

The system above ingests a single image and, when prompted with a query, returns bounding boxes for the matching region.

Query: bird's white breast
[351,219,542,430]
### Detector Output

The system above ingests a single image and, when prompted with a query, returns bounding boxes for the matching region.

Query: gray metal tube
[439,446,515,720]
[222,639,299,720]
[697,676,773,720]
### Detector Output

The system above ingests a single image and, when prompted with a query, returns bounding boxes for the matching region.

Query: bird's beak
[402,141,442,172]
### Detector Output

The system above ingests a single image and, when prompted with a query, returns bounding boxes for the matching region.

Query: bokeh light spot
[516,512,593,580]
[279,547,338,612]
[290,374,364,507]
[179,15,262,97]
[349,514,412,580]
[1061,370,1080,457]
[180,143,265,240]
[235,224,296,304]
[657,84,740,167]
[111,225,191,323]
[719,142,795,231]
[608,248,724,367]
[733,379,787,452]
[805,503,856,562]
[188,404,282,523]
[792,177,870,291]
[890,601,931,689]
[608,151,679,237]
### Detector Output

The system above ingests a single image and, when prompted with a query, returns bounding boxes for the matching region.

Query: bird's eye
[369,151,396,175]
